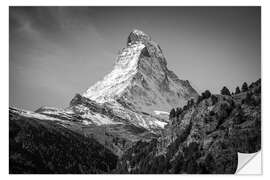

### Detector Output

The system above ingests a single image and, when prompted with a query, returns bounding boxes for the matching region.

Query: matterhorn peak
[82,29,198,117]
[126,29,167,66]
[127,29,151,46]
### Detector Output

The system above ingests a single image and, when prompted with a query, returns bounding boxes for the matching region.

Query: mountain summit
[83,29,198,115]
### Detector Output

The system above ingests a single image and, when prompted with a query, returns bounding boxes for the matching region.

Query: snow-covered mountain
[65,29,198,130]
[83,29,198,115]
[11,29,198,131]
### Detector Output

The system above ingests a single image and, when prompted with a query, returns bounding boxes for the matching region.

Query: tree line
[169,79,261,119]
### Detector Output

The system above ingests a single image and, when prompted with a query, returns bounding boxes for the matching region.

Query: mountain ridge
[82,29,198,116]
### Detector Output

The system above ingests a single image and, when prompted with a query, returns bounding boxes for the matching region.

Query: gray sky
[9,7,261,111]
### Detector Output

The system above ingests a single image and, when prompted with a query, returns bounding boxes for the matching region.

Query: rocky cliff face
[116,79,261,174]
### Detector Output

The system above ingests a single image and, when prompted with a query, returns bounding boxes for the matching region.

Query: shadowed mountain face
[9,30,260,174]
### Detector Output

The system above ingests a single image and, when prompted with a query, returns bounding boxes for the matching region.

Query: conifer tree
[241,82,248,92]
[235,86,240,94]
[221,86,231,96]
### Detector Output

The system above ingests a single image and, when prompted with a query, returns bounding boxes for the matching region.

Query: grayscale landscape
[9,7,261,174]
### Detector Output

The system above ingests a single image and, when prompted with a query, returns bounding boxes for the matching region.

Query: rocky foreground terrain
[116,79,261,174]
[9,30,261,174]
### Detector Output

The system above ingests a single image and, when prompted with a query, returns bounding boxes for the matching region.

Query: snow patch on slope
[154,110,169,115]
[10,107,63,122]
[82,112,122,125]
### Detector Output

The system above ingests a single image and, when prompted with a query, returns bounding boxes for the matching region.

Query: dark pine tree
[190,98,194,105]
[241,82,248,92]
[221,86,231,96]
[169,108,176,119]
[176,107,182,118]
[202,90,211,99]
[211,95,218,105]
[249,82,256,89]
[235,86,241,94]
[183,105,188,111]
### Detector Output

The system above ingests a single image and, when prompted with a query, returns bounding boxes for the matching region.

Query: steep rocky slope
[116,79,261,174]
